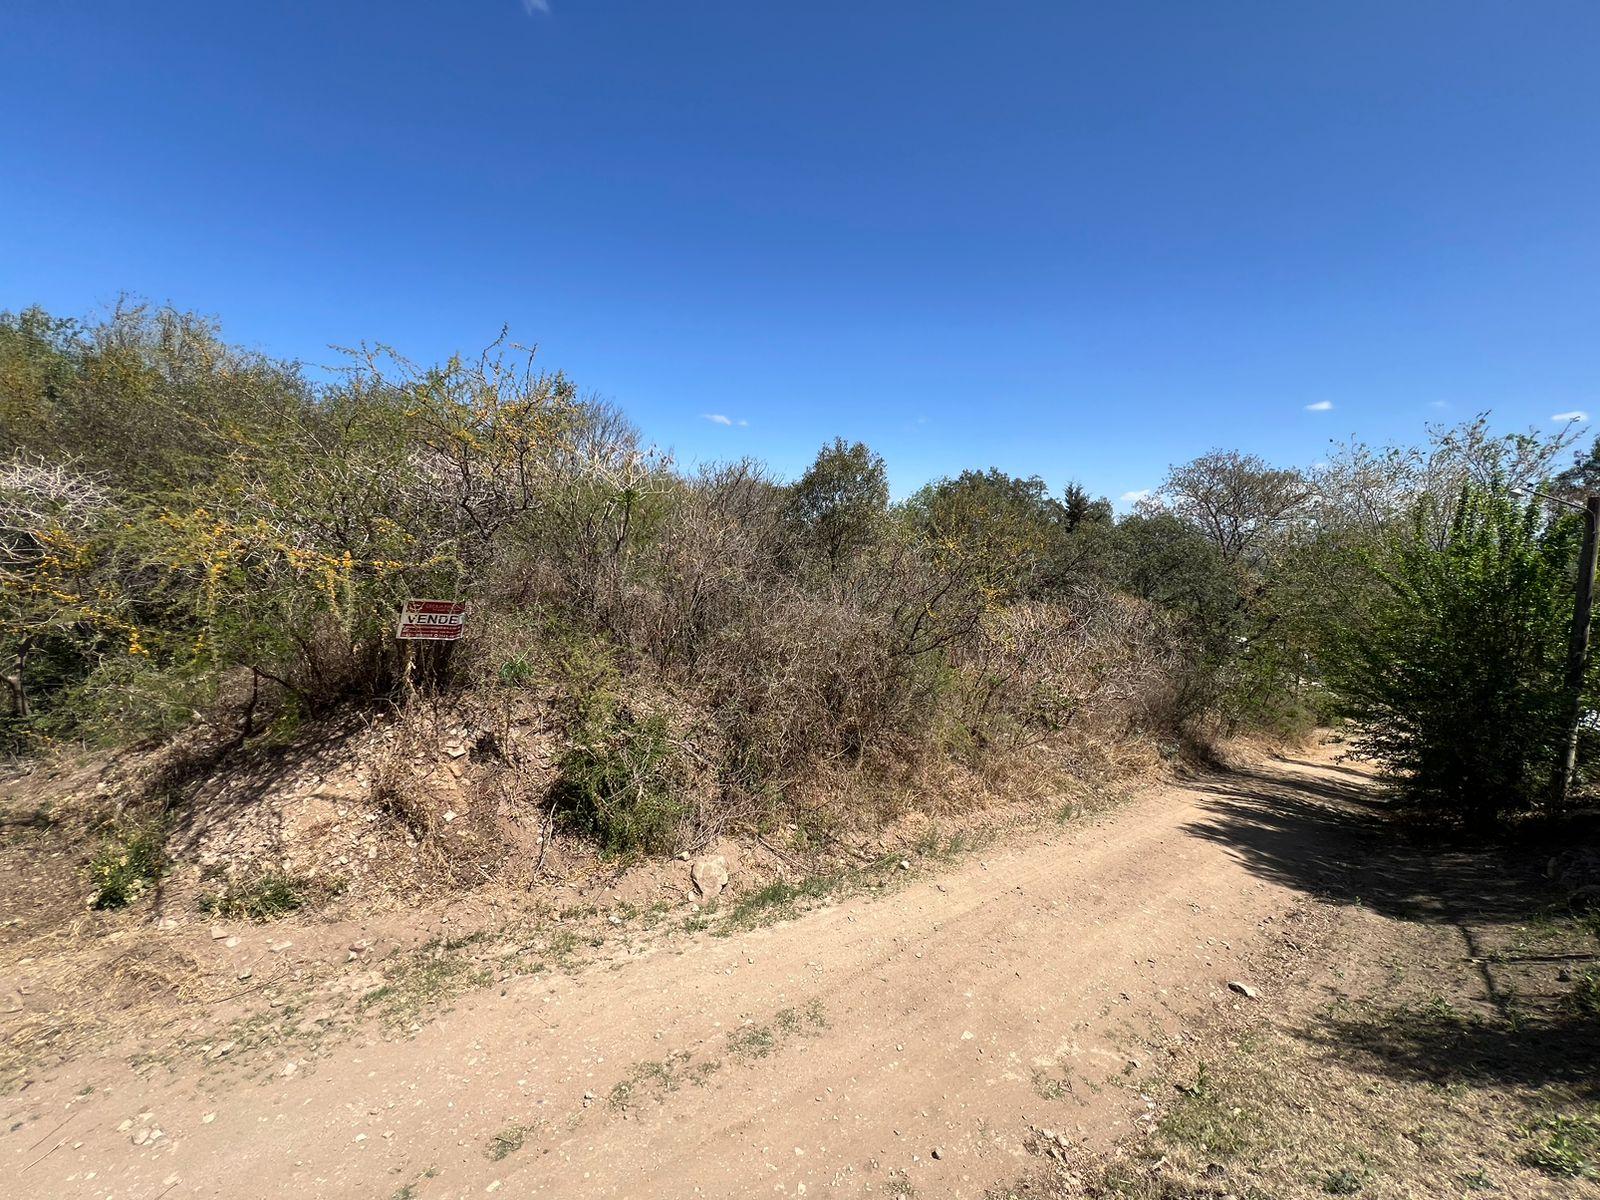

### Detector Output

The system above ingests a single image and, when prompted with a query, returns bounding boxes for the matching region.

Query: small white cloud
[520,0,551,14]
[1120,488,1151,505]
[1429,400,1449,410]
[1552,410,1590,423]
[1304,400,1334,412]
[701,414,733,426]
[737,418,749,427]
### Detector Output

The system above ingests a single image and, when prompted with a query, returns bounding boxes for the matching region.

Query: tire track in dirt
[2,749,1361,1200]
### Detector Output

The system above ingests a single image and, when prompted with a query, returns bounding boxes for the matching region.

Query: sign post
[397,599,466,695]
[396,599,467,642]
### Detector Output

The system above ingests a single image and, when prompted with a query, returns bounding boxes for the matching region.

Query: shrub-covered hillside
[3,302,1596,864]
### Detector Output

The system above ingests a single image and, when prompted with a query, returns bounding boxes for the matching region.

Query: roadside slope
[5,748,1355,1200]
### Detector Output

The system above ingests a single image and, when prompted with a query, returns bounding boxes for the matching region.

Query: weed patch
[1158,1060,1260,1158]
[1567,967,1600,1020]
[199,871,313,920]
[607,1051,721,1111]
[1523,1110,1600,1178]
[361,937,493,1027]
[728,999,827,1062]
[88,821,166,909]
[716,857,901,935]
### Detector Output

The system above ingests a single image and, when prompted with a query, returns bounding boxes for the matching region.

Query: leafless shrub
[961,587,1186,746]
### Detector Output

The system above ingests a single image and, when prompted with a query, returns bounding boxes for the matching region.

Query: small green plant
[725,1000,825,1061]
[720,874,840,930]
[1321,1166,1367,1194]
[1159,1060,1259,1157]
[199,871,310,920]
[88,821,167,909]
[778,999,826,1032]
[727,1022,777,1060]
[497,655,535,686]
[1031,1067,1072,1101]
[360,934,493,1026]
[1524,1111,1600,1178]
[607,1051,714,1111]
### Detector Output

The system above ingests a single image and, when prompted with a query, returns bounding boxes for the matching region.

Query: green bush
[88,821,167,909]
[556,710,686,855]
[1328,484,1582,824]
[547,635,687,854]
[199,871,310,920]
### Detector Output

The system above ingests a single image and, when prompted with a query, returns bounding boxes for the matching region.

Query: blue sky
[3,2,1597,503]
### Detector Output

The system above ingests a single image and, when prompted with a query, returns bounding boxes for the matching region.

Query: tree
[1555,433,1600,501]
[1061,481,1113,532]
[1327,483,1581,824]
[906,469,1076,603]
[1153,451,1312,567]
[784,438,889,570]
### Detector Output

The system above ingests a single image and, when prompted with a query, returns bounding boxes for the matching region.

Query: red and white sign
[396,599,467,641]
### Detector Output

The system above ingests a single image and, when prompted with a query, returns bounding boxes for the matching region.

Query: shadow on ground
[1183,761,1554,926]
[1184,755,1600,1096]
[1304,990,1600,1100]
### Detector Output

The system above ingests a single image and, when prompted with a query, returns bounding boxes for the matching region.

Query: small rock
[201,1113,216,1124]
[1227,981,1259,1000]
[690,855,730,902]
[210,927,229,940]
[132,1128,151,1145]
[898,860,911,871]
[931,1147,943,1160]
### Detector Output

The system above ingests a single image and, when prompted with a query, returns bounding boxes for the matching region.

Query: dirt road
[3,749,1360,1199]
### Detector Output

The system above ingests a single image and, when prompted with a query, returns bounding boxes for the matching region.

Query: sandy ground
[2,747,1360,1200]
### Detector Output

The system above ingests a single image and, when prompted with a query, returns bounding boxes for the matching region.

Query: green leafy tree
[1328,483,1582,823]
[906,469,1073,603]
[784,438,889,570]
